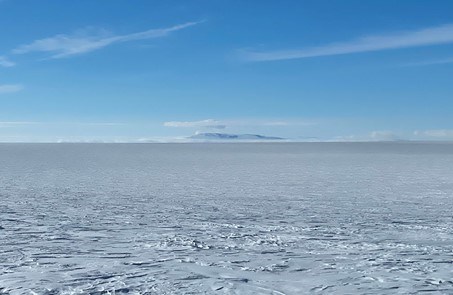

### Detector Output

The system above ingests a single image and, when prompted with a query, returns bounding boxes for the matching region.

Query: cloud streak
[164,119,226,129]
[0,121,38,127]
[0,84,23,94]
[403,57,453,67]
[13,21,201,59]
[370,131,399,141]
[242,24,453,61]
[163,118,316,130]
[0,56,15,67]
[414,129,453,138]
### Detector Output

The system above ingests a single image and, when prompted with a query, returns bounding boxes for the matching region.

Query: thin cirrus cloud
[414,129,453,138]
[369,131,399,141]
[402,57,453,67]
[12,21,201,59]
[0,84,23,94]
[0,121,37,127]
[0,121,125,128]
[164,119,227,130]
[242,23,453,62]
[0,56,15,67]
[163,119,316,129]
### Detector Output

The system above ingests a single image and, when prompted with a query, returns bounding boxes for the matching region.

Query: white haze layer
[0,143,453,294]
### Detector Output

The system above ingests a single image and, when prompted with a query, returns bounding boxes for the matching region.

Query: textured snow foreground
[1,143,453,294]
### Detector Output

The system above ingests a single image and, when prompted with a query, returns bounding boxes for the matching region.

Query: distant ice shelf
[188,132,285,141]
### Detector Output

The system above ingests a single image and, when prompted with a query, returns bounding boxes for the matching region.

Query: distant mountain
[188,132,284,141]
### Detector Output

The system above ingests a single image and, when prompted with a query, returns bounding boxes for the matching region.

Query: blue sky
[1,0,453,142]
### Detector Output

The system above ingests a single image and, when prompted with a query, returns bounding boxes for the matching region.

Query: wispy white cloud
[231,119,316,127]
[0,121,126,130]
[369,131,399,141]
[0,56,15,67]
[13,21,201,59]
[331,131,401,142]
[0,121,37,127]
[163,118,315,130]
[0,84,23,94]
[164,119,226,129]
[71,122,125,126]
[414,129,453,138]
[242,24,453,62]
[402,57,453,67]
[261,121,290,126]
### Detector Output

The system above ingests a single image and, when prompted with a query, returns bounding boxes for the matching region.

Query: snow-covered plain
[0,143,452,294]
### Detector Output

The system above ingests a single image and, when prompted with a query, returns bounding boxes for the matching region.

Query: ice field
[1,143,453,294]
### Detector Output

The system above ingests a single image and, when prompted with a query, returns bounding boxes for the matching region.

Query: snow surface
[0,143,453,294]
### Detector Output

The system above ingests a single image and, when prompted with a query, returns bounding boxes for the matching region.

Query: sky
[1,0,453,142]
